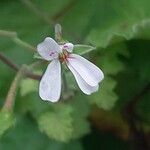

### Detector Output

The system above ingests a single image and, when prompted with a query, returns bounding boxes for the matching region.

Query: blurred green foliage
[0,109,15,136]
[0,0,150,150]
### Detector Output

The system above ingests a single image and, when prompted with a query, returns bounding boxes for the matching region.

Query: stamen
[59,50,69,63]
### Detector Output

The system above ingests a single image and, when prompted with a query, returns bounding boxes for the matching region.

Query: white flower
[37,37,104,102]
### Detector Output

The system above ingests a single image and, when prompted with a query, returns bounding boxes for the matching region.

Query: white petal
[37,37,61,61]
[63,43,74,52]
[67,62,99,94]
[68,54,104,86]
[39,59,61,102]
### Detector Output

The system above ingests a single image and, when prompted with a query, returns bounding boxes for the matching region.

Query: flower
[37,37,104,102]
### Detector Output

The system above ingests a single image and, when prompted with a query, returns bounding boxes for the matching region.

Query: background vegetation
[0,0,150,150]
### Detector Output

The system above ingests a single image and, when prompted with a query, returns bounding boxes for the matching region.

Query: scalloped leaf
[37,95,91,142]
[89,77,118,110]
[37,104,74,142]
[0,116,84,150]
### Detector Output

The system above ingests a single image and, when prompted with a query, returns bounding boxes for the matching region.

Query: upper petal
[67,62,99,95]
[67,54,104,86]
[37,37,61,61]
[63,43,74,52]
[39,59,61,102]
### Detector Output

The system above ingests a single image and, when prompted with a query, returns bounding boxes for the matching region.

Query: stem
[62,72,68,92]
[29,60,46,69]
[0,52,41,80]
[26,71,41,80]
[0,30,17,38]
[0,52,19,71]
[0,30,36,52]
[13,37,36,51]
[3,68,25,111]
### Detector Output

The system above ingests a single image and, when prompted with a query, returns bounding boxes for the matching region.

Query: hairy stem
[0,52,19,71]
[3,68,25,111]
[0,30,17,38]
[13,37,36,51]
[0,30,35,52]
[0,52,41,80]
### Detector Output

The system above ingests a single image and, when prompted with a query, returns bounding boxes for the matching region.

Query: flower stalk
[62,71,68,93]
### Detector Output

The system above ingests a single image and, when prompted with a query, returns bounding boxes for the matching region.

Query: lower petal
[67,62,99,95]
[39,59,61,102]
[68,54,104,86]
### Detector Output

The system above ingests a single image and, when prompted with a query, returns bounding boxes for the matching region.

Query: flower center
[59,50,69,63]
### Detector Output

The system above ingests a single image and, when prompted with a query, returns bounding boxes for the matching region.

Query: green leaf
[73,44,96,55]
[0,109,15,137]
[37,103,74,142]
[20,79,38,96]
[0,115,84,150]
[98,43,129,75]
[85,0,150,48]
[89,77,118,110]
[70,94,91,139]
[37,94,91,142]
[16,93,53,118]
[87,44,128,110]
